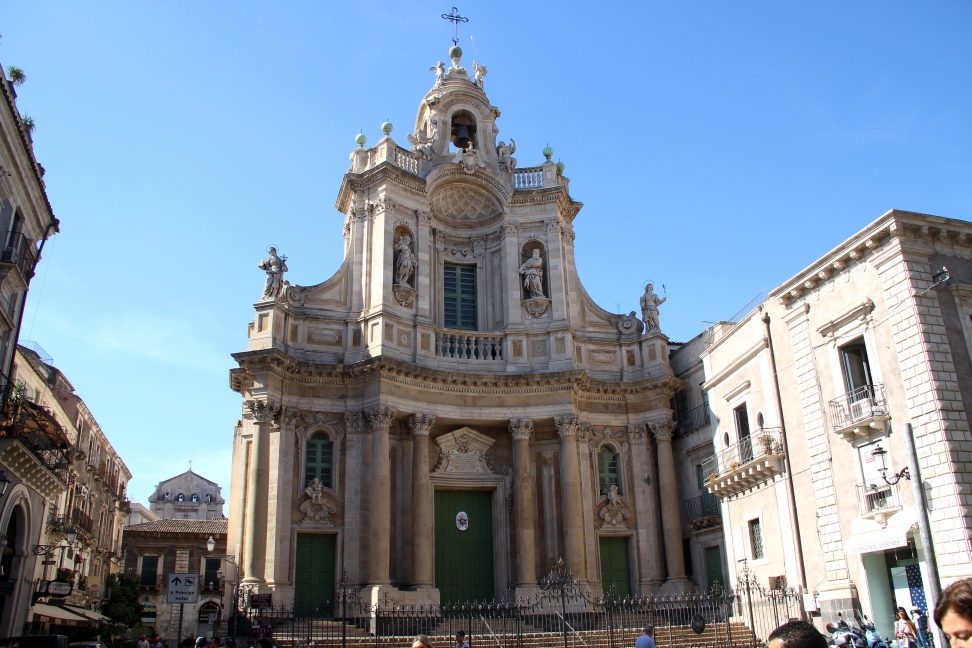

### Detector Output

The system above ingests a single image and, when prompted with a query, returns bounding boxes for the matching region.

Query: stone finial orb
[556,160,566,174]
[355,132,367,148]
[449,45,462,60]
[381,121,393,135]
[543,145,554,161]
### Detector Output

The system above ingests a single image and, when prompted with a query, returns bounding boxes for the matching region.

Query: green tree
[102,573,143,628]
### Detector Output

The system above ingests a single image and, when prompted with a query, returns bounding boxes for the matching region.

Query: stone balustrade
[395,147,419,175]
[435,331,504,360]
[513,167,543,189]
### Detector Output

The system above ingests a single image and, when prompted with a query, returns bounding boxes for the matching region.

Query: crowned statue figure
[258,247,288,300]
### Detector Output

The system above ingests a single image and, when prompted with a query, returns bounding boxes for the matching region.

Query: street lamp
[871,446,911,485]
[206,535,216,553]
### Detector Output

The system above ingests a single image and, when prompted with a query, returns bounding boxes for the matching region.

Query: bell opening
[450,110,477,150]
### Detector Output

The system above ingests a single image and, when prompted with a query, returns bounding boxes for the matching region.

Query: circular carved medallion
[456,511,469,531]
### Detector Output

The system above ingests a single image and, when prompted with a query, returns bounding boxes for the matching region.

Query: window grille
[305,431,333,488]
[444,263,477,330]
[749,518,765,560]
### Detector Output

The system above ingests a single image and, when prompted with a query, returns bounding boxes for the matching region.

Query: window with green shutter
[598,445,621,496]
[444,263,477,330]
[305,431,333,488]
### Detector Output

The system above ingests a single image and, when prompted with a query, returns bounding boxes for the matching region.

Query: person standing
[896,607,919,648]
[636,625,656,648]
[912,608,931,648]
[137,636,150,648]
[455,630,469,648]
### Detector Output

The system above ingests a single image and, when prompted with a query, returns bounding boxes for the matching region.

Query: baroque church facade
[227,46,692,609]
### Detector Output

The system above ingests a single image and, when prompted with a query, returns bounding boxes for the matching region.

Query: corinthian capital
[365,405,396,430]
[628,424,648,445]
[344,411,366,435]
[408,414,436,437]
[245,400,280,425]
[509,419,534,441]
[555,415,579,438]
[648,418,677,442]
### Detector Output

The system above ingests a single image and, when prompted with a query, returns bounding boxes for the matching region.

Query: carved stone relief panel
[432,427,496,474]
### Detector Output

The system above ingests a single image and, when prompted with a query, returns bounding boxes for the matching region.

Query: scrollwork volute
[508,419,534,442]
[366,405,396,430]
[246,400,280,426]
[554,415,579,438]
[408,414,436,437]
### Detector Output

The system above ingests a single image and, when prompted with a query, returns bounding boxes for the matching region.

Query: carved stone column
[242,399,278,585]
[510,419,538,586]
[555,415,586,579]
[650,418,693,593]
[366,405,396,585]
[627,425,664,591]
[409,414,436,588]
[342,412,367,582]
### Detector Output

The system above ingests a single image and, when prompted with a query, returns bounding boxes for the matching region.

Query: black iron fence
[216,564,807,648]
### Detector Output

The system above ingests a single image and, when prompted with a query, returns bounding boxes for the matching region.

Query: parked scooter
[826,612,867,648]
[857,613,889,648]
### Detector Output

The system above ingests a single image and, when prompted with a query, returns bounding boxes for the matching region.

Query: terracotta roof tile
[123,518,228,534]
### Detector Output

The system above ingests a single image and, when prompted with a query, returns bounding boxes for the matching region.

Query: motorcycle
[857,613,889,648]
[826,612,867,648]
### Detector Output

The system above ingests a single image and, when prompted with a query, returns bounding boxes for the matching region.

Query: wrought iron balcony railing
[674,403,711,439]
[857,481,901,525]
[829,384,890,441]
[703,428,785,498]
[71,508,94,535]
[0,400,72,475]
[0,232,37,282]
[682,493,721,530]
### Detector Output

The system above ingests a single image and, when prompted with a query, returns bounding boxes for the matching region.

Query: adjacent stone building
[227,46,692,610]
[671,209,972,638]
[149,470,225,521]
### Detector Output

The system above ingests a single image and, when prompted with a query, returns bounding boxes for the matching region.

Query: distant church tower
[227,45,691,609]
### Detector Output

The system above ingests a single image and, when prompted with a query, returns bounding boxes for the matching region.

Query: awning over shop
[65,606,110,622]
[32,603,89,625]
[844,510,918,555]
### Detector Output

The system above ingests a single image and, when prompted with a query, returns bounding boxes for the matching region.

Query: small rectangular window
[140,556,159,586]
[749,518,765,560]
[203,558,221,587]
[444,263,477,330]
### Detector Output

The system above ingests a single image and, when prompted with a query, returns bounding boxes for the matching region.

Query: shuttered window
[444,263,477,330]
[305,431,333,488]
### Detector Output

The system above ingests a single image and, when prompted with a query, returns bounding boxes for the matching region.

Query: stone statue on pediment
[519,249,545,299]
[473,61,487,88]
[640,283,666,331]
[258,247,288,300]
[496,139,516,171]
[430,61,445,88]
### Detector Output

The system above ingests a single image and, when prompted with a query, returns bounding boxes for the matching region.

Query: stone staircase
[268,621,759,648]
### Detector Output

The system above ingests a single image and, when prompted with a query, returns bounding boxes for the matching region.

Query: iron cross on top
[441,7,469,46]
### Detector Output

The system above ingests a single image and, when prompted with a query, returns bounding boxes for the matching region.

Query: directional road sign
[167,572,199,604]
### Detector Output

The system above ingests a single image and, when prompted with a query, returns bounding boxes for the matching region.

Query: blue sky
[2,2,969,504]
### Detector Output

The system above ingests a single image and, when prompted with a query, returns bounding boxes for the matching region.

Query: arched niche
[393,225,417,290]
[449,109,478,151]
[519,240,549,302]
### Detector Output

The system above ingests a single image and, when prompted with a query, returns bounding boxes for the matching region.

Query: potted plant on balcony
[757,433,775,454]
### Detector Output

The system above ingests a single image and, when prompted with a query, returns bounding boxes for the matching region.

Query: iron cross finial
[441,7,469,46]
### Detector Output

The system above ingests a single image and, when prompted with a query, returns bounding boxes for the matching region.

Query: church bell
[453,125,472,150]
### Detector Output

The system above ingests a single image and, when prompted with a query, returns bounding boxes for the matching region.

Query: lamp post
[205,536,242,638]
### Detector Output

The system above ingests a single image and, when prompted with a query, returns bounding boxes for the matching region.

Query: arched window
[176,493,185,502]
[598,445,621,496]
[305,431,333,488]
[190,494,199,502]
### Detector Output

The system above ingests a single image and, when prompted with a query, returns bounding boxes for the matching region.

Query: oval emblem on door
[456,511,469,531]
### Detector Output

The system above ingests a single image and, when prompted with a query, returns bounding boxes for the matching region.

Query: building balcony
[0,232,37,288]
[857,482,901,526]
[435,330,505,361]
[674,403,711,439]
[71,508,94,536]
[682,493,722,531]
[829,384,890,443]
[703,428,785,499]
[0,397,71,499]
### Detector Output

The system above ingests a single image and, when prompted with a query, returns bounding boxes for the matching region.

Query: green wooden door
[705,546,724,593]
[294,533,336,615]
[599,536,631,599]
[435,490,494,603]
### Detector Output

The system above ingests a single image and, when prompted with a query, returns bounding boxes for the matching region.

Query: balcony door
[734,403,753,463]
[840,339,873,396]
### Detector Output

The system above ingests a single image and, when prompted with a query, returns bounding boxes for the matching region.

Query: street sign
[167,573,199,604]
[250,593,272,609]
[46,581,73,597]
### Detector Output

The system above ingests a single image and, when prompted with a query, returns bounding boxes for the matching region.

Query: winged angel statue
[496,139,516,171]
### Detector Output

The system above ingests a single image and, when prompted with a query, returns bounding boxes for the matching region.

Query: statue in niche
[473,61,487,88]
[303,478,325,505]
[394,235,417,286]
[496,139,517,171]
[430,61,445,88]
[640,283,666,331]
[258,247,288,300]
[519,248,545,299]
